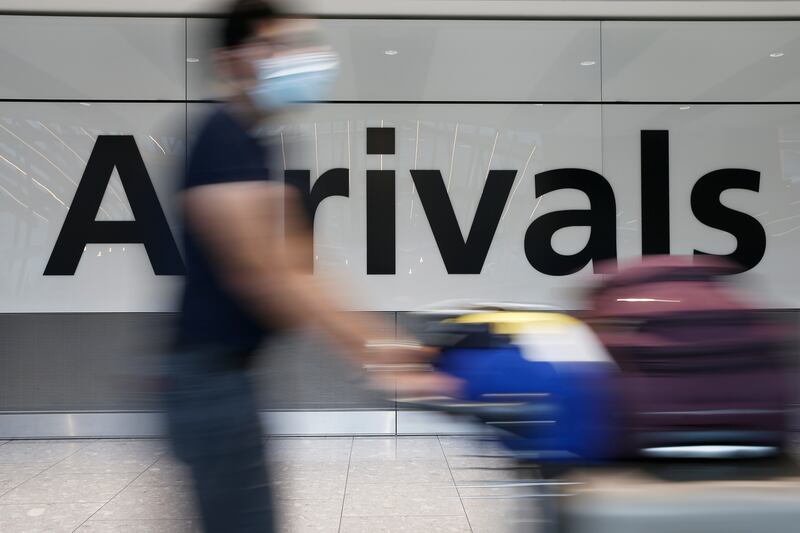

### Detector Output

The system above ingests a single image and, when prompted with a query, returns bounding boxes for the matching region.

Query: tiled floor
[0,437,533,533]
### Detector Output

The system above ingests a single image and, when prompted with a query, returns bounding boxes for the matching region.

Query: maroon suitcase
[585,256,792,456]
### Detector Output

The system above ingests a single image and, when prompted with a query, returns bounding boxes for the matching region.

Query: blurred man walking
[163,2,455,531]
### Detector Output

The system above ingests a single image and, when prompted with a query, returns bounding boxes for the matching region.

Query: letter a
[44,135,184,275]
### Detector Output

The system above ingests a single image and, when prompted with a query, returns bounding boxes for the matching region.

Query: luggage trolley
[402,303,800,533]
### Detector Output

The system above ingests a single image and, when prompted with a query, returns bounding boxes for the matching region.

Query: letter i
[366,127,396,274]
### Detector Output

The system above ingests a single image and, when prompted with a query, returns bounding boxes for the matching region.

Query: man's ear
[214,48,256,86]
[212,48,236,81]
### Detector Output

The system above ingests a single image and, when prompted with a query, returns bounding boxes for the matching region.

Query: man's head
[221,0,282,50]
[215,0,283,93]
[216,0,326,107]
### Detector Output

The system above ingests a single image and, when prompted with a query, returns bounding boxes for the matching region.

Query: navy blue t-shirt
[176,108,271,351]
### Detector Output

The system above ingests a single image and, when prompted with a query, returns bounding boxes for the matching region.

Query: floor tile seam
[0,463,51,500]
[0,467,149,494]
[0,438,95,461]
[35,439,97,477]
[0,479,26,500]
[438,436,475,533]
[333,436,354,533]
[69,454,163,533]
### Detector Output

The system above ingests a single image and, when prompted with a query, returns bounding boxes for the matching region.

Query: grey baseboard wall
[0,312,397,413]
[0,311,485,438]
[2,310,798,438]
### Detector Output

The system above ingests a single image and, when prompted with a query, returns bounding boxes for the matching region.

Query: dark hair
[221,0,282,48]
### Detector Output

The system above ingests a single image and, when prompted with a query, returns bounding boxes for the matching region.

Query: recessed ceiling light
[580,60,597,67]
[384,50,398,56]
[679,106,692,110]
[770,52,785,58]
[186,57,200,63]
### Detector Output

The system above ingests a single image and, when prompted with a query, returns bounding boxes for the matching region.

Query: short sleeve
[184,110,269,190]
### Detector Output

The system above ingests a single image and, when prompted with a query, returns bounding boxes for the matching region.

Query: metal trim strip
[0,410,490,438]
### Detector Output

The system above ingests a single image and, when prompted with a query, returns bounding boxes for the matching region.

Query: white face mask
[248,50,339,110]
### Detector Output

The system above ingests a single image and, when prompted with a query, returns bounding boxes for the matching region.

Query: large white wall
[1,14,800,311]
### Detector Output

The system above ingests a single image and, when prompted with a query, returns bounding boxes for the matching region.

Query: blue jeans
[164,348,274,533]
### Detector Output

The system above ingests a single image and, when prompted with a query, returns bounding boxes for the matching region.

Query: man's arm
[182,181,401,362]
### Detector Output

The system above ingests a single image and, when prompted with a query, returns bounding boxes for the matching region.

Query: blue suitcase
[426,310,618,464]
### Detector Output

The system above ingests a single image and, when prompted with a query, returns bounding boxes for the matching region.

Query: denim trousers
[163,347,275,533]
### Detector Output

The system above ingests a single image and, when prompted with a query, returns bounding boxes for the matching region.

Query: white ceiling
[0,1,800,18]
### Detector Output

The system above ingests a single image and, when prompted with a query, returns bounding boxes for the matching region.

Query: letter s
[691,168,766,273]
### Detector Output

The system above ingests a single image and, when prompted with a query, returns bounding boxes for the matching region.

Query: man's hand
[361,340,438,366]
[390,370,464,398]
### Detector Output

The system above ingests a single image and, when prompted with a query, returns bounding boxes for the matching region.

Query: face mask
[248,50,339,110]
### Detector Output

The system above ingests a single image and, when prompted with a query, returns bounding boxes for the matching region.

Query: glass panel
[0,16,185,100]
